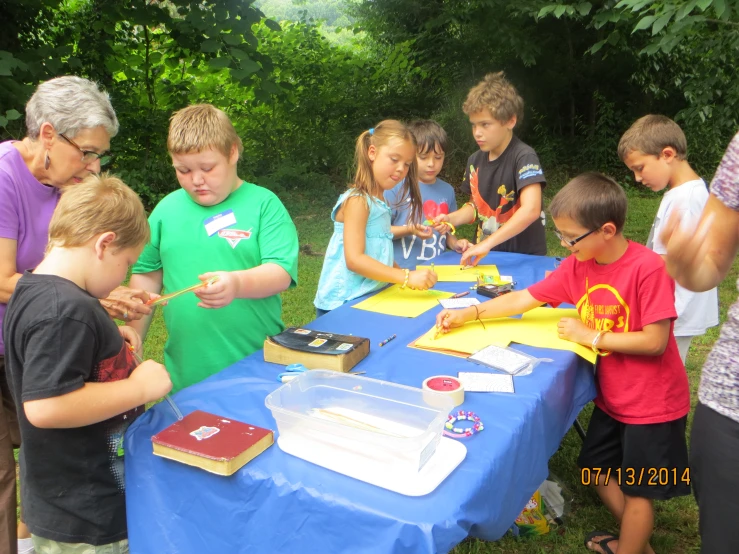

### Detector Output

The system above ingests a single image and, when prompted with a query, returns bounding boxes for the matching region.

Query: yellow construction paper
[416,264,512,283]
[413,307,597,363]
[413,319,513,354]
[518,309,597,363]
[351,285,453,318]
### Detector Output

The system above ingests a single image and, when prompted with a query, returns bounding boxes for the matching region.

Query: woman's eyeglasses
[553,227,600,247]
[60,133,109,164]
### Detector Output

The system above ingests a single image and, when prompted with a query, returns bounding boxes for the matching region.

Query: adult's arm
[0,238,21,304]
[127,270,163,347]
[100,286,154,322]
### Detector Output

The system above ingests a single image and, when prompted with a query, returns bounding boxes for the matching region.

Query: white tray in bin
[278,432,466,496]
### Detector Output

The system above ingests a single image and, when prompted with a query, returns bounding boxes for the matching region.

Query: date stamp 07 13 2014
[581,467,691,487]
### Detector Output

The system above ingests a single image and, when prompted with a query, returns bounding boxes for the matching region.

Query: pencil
[379,334,397,347]
[433,314,449,340]
[451,291,469,299]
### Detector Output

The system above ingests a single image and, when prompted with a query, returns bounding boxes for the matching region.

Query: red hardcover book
[151,410,274,476]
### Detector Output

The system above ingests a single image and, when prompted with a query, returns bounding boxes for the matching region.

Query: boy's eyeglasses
[59,133,109,164]
[553,227,600,247]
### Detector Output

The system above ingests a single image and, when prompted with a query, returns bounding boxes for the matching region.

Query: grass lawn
[139,174,734,554]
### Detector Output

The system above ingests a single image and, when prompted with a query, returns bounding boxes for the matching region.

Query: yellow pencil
[432,314,449,340]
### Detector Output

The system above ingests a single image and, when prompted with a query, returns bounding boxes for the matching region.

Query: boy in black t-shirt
[2,174,172,552]
[434,72,547,261]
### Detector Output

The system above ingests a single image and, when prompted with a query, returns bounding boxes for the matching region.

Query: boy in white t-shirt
[619,114,719,362]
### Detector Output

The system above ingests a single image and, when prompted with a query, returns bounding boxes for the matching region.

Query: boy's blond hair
[550,172,627,233]
[167,104,244,158]
[47,173,150,252]
[617,114,688,161]
[463,71,524,124]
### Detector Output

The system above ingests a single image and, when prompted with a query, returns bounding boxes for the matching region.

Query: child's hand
[118,326,142,353]
[460,241,490,266]
[409,223,433,239]
[407,268,438,290]
[130,360,172,403]
[434,308,470,334]
[430,214,451,234]
[557,317,596,345]
[194,271,237,309]
[452,239,471,253]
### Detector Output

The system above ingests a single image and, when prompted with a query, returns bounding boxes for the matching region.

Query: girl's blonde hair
[353,119,422,224]
[47,173,150,252]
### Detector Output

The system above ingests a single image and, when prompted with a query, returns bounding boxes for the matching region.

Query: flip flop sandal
[597,536,617,554]
[584,529,619,554]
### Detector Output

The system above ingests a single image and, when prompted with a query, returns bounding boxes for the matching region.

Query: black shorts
[577,406,690,500]
[691,402,739,554]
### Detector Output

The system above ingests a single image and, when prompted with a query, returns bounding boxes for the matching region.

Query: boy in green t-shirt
[129,104,299,391]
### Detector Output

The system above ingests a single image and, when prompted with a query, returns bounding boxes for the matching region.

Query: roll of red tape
[422,375,464,407]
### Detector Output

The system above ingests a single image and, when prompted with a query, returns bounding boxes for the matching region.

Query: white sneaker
[18,538,35,554]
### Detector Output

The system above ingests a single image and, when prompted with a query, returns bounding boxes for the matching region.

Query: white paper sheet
[438,297,481,309]
[457,372,515,393]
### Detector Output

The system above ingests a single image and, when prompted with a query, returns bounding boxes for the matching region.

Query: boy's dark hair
[407,120,448,154]
[617,114,688,161]
[550,172,627,233]
[462,71,524,124]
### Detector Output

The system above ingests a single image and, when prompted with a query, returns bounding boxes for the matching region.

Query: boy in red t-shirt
[436,172,690,554]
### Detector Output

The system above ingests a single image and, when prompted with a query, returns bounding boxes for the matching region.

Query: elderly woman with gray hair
[0,76,152,554]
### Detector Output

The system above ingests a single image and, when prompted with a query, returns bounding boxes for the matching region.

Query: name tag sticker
[204,210,237,236]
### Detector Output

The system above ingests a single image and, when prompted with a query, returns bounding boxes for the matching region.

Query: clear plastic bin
[265,370,454,474]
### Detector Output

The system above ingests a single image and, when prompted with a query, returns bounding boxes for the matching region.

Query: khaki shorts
[31,536,129,554]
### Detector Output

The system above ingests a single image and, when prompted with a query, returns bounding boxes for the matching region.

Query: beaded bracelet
[443,410,484,438]
[591,329,611,355]
[399,268,410,289]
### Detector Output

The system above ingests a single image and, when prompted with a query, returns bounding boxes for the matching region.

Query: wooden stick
[312,409,406,437]
[147,276,219,306]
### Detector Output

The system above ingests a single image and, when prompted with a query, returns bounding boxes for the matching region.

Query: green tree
[534,0,739,172]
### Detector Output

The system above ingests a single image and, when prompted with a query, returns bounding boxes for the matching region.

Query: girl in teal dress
[314,120,438,314]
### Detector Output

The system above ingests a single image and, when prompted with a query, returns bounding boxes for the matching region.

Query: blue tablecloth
[125,250,596,554]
